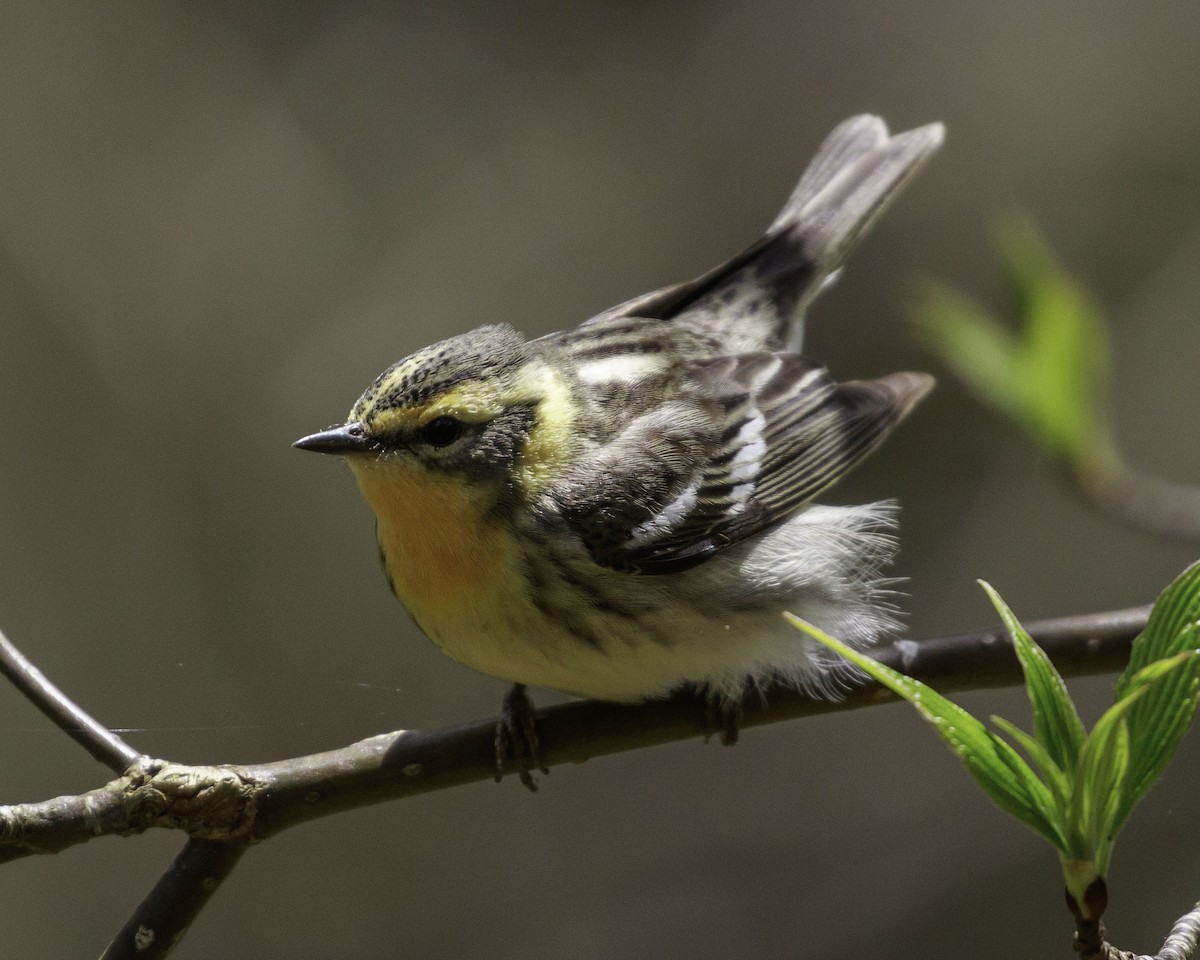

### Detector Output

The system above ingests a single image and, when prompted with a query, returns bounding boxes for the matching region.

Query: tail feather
[584,115,944,353]
[767,117,945,347]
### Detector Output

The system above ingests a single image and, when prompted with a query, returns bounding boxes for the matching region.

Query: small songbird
[297,115,943,787]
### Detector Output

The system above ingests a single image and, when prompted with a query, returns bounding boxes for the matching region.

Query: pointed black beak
[293,423,372,456]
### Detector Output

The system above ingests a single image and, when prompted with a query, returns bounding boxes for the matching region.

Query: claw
[495,684,549,791]
[702,691,743,746]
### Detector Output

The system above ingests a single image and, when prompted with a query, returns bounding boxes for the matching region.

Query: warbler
[297,115,943,786]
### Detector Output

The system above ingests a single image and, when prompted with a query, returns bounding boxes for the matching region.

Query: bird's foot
[495,683,549,791]
[702,690,743,746]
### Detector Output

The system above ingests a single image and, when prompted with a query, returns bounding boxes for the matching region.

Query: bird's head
[295,324,576,503]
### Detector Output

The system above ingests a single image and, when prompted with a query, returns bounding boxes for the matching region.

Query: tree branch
[101,837,251,960]
[0,627,141,772]
[1101,898,1200,959]
[1082,463,1200,546]
[0,603,1161,960]
[0,604,1148,860]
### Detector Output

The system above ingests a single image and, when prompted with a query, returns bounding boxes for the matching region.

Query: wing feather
[556,353,933,574]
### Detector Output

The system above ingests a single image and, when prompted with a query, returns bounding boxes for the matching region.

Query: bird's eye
[421,416,463,448]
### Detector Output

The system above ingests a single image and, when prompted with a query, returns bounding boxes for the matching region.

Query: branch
[101,837,251,960]
[1101,899,1200,959]
[0,604,1148,860]
[1082,463,1200,546]
[0,627,141,772]
[0,603,1159,960]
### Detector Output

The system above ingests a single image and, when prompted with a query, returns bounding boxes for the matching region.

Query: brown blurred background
[2,2,1199,957]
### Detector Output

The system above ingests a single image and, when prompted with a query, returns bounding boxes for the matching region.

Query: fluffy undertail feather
[701,500,903,703]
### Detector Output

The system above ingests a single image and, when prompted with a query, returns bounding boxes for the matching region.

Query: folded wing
[556,354,933,574]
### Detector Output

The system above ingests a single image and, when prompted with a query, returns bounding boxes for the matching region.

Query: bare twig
[1099,898,1200,959]
[1082,463,1200,546]
[0,627,141,772]
[101,837,251,960]
[1152,901,1200,960]
[0,603,1158,960]
[0,604,1148,862]
[0,758,256,863]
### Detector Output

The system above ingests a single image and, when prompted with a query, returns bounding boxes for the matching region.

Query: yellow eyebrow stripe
[363,382,506,434]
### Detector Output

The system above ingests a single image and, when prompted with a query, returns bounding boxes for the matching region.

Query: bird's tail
[762,115,945,349]
[587,116,944,353]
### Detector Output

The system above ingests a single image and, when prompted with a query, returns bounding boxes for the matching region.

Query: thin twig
[247,603,1148,837]
[0,627,141,772]
[0,605,1148,861]
[1154,901,1200,960]
[100,837,251,960]
[1101,898,1200,959]
[0,604,1157,960]
[1082,463,1200,546]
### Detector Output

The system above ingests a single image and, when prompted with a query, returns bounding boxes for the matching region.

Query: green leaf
[787,614,1060,845]
[999,224,1112,469]
[980,581,1086,772]
[990,715,1071,824]
[1065,650,1197,873]
[914,222,1116,477]
[913,283,1021,417]
[1071,694,1138,874]
[1119,560,1200,684]
[1124,648,1200,692]
[789,561,1200,887]
[1114,562,1200,826]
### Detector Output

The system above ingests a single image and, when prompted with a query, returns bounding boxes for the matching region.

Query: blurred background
[2,2,1199,957]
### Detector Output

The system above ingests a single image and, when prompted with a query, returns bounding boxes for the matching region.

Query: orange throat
[348,459,515,618]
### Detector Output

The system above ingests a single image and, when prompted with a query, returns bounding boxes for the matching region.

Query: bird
[296,114,944,788]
